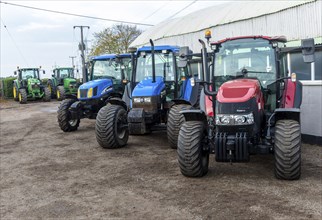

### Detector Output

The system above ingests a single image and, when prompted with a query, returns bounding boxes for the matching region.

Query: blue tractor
[95,40,203,149]
[57,53,132,132]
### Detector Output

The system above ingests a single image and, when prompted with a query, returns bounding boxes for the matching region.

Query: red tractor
[177,34,315,180]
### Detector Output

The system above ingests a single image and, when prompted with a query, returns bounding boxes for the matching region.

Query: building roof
[131,0,315,47]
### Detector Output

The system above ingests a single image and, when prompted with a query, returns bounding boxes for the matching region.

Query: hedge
[0,77,16,98]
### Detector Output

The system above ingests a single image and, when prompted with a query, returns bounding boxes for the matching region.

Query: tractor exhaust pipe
[149,39,156,83]
[199,39,217,97]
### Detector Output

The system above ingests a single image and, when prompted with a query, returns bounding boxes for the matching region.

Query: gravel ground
[0,100,321,219]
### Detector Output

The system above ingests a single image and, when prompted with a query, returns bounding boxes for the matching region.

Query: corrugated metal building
[131,0,322,143]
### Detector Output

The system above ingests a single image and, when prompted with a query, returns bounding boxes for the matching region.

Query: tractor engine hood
[132,76,165,97]
[28,78,41,84]
[78,79,113,99]
[217,79,261,103]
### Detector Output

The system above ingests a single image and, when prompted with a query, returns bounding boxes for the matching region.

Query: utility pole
[73,25,90,82]
[69,56,76,67]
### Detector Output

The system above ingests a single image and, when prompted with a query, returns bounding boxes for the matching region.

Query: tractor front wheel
[56,86,65,101]
[43,87,51,102]
[57,99,80,132]
[167,104,190,149]
[18,88,27,104]
[47,80,55,98]
[274,119,301,180]
[95,104,129,149]
[13,86,19,101]
[177,121,209,177]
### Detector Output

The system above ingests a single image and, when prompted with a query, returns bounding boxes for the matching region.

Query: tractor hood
[64,78,77,88]
[78,79,113,100]
[28,78,41,84]
[217,79,261,103]
[132,76,165,97]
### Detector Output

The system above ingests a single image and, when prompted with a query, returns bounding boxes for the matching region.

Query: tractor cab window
[136,51,175,82]
[20,69,39,80]
[92,59,131,81]
[214,38,277,89]
[59,69,74,78]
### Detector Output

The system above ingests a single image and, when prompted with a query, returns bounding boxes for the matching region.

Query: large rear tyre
[56,86,65,101]
[177,121,209,177]
[43,87,51,102]
[95,104,129,149]
[57,99,80,132]
[274,119,301,180]
[18,89,27,104]
[167,104,190,149]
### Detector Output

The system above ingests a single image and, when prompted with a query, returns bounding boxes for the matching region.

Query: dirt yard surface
[0,100,321,219]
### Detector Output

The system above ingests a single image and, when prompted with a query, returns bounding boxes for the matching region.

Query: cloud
[16,22,62,32]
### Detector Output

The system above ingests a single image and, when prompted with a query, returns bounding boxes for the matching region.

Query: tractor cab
[88,54,131,96]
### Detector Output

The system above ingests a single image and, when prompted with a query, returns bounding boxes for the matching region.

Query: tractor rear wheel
[177,121,209,177]
[18,88,27,104]
[43,87,51,102]
[95,104,129,149]
[57,99,80,132]
[56,86,65,101]
[274,119,301,180]
[13,85,19,101]
[167,104,190,149]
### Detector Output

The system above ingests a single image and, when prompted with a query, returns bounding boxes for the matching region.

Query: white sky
[0,0,224,78]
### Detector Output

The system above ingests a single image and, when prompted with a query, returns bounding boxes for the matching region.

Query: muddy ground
[0,100,321,219]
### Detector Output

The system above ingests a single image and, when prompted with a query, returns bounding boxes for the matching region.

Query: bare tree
[91,24,142,55]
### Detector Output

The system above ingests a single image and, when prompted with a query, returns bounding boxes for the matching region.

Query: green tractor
[47,67,80,101]
[13,67,51,104]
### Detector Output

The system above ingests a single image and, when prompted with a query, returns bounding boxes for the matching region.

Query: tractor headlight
[144,97,151,103]
[101,86,113,95]
[133,97,141,103]
[216,113,254,125]
[87,87,93,98]
[133,97,152,103]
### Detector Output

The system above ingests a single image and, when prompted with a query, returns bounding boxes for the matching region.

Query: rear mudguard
[282,79,303,108]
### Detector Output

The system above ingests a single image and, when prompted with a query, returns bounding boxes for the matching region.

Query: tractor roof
[18,68,40,71]
[53,67,74,70]
[211,35,287,45]
[138,45,180,53]
[91,53,131,60]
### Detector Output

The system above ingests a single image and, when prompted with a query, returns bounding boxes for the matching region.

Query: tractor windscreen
[136,51,175,82]
[92,58,131,80]
[20,69,39,80]
[59,69,74,78]
[214,38,276,88]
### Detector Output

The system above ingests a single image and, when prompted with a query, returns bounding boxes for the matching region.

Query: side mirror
[177,46,190,68]
[301,38,315,63]
[43,70,46,74]
[14,71,17,75]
